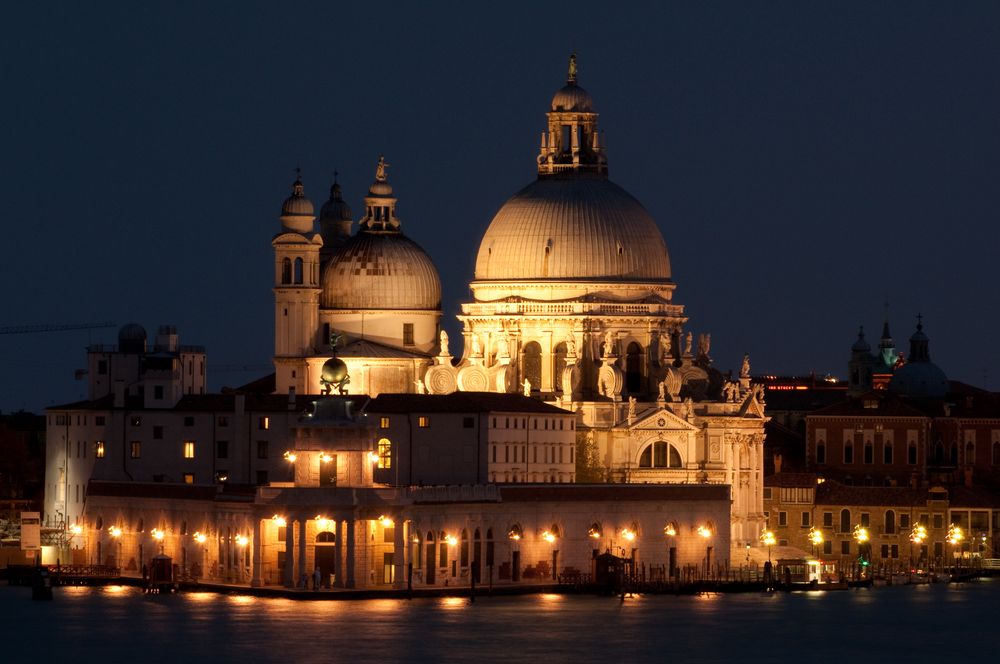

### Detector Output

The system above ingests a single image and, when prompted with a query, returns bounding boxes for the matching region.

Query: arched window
[839,509,851,533]
[281,257,291,284]
[95,516,103,530]
[668,445,682,468]
[625,342,643,394]
[553,342,567,393]
[863,441,874,464]
[316,531,335,543]
[377,438,392,469]
[522,341,541,392]
[293,257,303,284]
[884,510,896,535]
[638,441,681,468]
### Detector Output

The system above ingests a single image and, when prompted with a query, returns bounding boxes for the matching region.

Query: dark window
[256,470,268,485]
[154,385,164,400]
[816,442,826,464]
[403,323,414,347]
[863,442,874,464]
[98,360,108,375]
[801,512,810,527]
[900,513,910,529]
[217,416,229,427]
[522,342,542,393]
[293,257,303,284]
[281,257,291,284]
[909,443,918,465]
[839,509,851,533]
[823,540,833,555]
[153,426,163,440]
[844,442,854,464]
[883,443,893,465]
[823,512,833,527]
[841,540,850,555]
[95,416,106,426]
[216,440,228,459]
[993,442,1000,465]
[463,417,475,428]
[625,342,643,393]
[778,511,787,526]
[861,513,870,528]
[184,416,194,426]
[884,510,896,534]
[257,440,269,459]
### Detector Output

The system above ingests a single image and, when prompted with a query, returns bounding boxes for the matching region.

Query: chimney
[773,453,782,475]
[113,380,125,409]
[287,386,296,411]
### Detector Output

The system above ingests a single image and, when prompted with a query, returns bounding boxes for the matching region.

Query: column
[393,518,406,589]
[283,517,295,588]
[345,519,356,589]
[298,515,307,588]
[251,518,263,587]
[334,518,344,588]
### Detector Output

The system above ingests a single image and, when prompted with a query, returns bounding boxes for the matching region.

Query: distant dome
[551,82,593,112]
[851,328,871,353]
[118,323,147,353]
[321,233,441,310]
[474,178,671,282]
[889,362,949,398]
[319,182,352,222]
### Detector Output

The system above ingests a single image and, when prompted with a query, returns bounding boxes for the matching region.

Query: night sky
[3,2,999,412]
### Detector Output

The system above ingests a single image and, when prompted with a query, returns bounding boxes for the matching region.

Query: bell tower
[273,172,323,394]
[536,54,608,178]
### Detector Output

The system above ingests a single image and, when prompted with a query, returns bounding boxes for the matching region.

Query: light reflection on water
[3,580,997,663]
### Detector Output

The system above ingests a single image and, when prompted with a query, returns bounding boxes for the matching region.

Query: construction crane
[0,322,117,335]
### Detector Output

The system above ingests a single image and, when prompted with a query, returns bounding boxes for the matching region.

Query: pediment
[738,394,767,420]
[619,406,699,432]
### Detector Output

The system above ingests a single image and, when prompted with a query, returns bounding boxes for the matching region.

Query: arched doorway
[314,531,336,587]
[522,342,542,392]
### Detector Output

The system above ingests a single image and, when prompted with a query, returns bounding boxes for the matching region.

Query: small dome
[889,362,949,399]
[118,323,147,354]
[851,327,871,353]
[551,82,593,112]
[368,180,393,197]
[281,178,315,217]
[320,182,352,222]
[321,233,441,310]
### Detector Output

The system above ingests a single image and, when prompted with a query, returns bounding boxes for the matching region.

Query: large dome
[321,232,441,310]
[474,178,671,282]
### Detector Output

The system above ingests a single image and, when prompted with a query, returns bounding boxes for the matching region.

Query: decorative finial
[295,166,302,182]
[374,155,389,182]
[292,166,304,195]
[916,313,923,331]
[568,53,578,84]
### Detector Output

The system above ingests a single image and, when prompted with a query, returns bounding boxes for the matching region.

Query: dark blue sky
[3,2,998,412]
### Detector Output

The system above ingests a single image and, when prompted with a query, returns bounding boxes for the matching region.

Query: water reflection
[2,583,997,663]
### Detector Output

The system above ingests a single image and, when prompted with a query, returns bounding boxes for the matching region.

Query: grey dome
[321,232,441,310]
[320,182,352,222]
[851,328,871,352]
[888,362,949,398]
[551,82,593,112]
[474,178,671,282]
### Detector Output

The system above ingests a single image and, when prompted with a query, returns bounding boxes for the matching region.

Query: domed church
[271,57,767,552]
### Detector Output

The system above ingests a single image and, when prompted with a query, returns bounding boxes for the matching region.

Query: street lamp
[109,526,123,572]
[808,527,823,558]
[946,524,964,571]
[909,523,927,573]
[760,529,776,564]
[853,525,870,579]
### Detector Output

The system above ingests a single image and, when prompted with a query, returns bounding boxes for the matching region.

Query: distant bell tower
[273,172,323,394]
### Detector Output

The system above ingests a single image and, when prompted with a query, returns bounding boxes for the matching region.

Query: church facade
[269,57,767,554]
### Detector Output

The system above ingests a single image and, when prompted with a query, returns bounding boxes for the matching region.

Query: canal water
[3,580,995,662]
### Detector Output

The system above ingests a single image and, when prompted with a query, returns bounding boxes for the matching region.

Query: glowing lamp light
[151,528,165,541]
[193,532,207,544]
[910,524,927,544]
[808,528,824,546]
[272,515,287,528]
[445,534,458,547]
[760,530,776,547]
[378,515,394,528]
[411,535,421,544]
[70,524,83,536]
[235,534,249,547]
[315,515,330,531]
[507,527,522,541]
[367,451,380,464]
[283,450,298,462]
[319,453,333,464]
[541,530,556,543]
[109,526,123,538]
[853,526,870,544]
[946,524,964,546]
[621,528,636,542]
[696,525,713,539]
[663,524,677,537]
[588,526,602,539]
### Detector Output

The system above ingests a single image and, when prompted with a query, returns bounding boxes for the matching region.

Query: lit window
[130,441,141,459]
[95,441,105,459]
[183,441,195,459]
[418,416,429,428]
[259,416,270,430]
[380,417,390,429]
[183,473,194,484]
[378,438,392,469]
